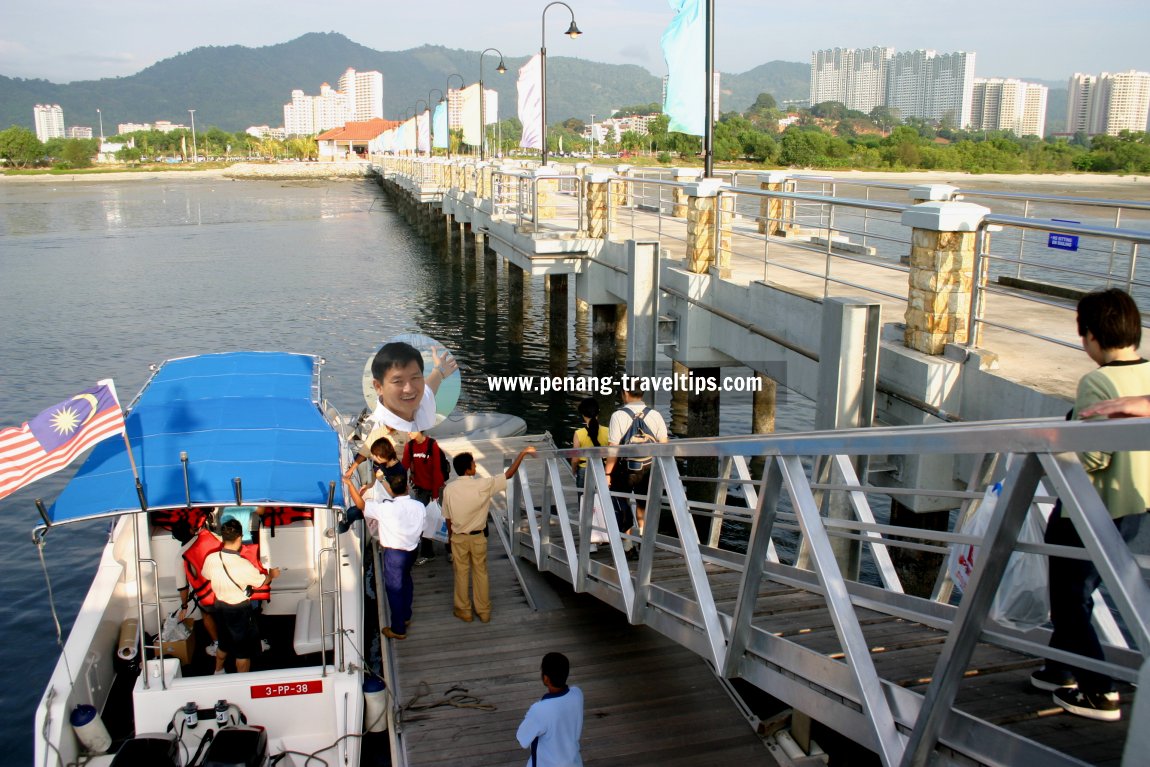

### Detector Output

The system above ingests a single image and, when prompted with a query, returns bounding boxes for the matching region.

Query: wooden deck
[389,540,773,766]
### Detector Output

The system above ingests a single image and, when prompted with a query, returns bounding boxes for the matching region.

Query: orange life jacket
[183,531,270,604]
[183,529,222,607]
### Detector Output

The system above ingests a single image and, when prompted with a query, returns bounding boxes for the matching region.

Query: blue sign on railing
[1048,219,1080,251]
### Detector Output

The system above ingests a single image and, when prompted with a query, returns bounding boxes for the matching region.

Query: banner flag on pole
[460,84,482,147]
[517,54,543,150]
[417,110,430,153]
[433,102,448,149]
[661,0,706,136]
[0,380,126,501]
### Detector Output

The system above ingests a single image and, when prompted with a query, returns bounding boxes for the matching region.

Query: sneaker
[214,668,227,675]
[415,557,429,566]
[261,639,271,653]
[1053,687,1120,722]
[205,641,219,658]
[1031,667,1076,691]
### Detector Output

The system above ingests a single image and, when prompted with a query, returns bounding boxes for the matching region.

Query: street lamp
[188,109,197,162]
[589,112,595,159]
[446,74,465,158]
[429,89,444,155]
[540,1,581,166]
[96,108,104,143]
[478,48,506,162]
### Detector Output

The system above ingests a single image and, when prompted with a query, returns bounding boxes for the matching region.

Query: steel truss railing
[501,417,1150,767]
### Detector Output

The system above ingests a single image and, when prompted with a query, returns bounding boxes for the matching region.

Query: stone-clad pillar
[901,201,990,355]
[534,169,559,224]
[479,163,494,200]
[671,168,701,218]
[613,164,633,208]
[685,179,732,276]
[758,171,790,236]
[585,173,611,239]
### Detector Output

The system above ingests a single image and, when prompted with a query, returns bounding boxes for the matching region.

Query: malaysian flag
[0,380,126,501]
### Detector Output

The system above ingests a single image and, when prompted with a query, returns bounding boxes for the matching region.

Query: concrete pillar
[758,171,790,236]
[670,360,691,436]
[574,162,589,179]
[901,201,990,355]
[671,168,701,217]
[480,164,494,200]
[591,304,619,378]
[585,173,611,239]
[750,373,777,479]
[549,274,569,375]
[624,242,659,376]
[889,500,951,598]
[484,243,499,316]
[614,164,633,209]
[508,263,525,344]
[685,367,721,530]
[685,179,733,277]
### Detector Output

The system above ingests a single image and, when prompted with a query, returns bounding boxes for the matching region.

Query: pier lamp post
[188,109,197,163]
[429,89,444,156]
[539,1,581,166]
[589,112,595,159]
[96,108,104,143]
[478,48,507,162]
[446,74,465,158]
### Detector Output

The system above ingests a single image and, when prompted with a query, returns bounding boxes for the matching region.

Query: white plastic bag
[589,496,610,544]
[947,481,1001,593]
[161,610,191,642]
[422,500,449,543]
[989,504,1050,630]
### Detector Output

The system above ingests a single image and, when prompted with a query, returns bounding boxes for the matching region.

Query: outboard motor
[201,725,268,767]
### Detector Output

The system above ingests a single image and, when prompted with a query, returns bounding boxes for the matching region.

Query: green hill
[0,32,809,133]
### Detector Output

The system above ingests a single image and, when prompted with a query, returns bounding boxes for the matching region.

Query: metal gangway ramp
[500,417,1150,767]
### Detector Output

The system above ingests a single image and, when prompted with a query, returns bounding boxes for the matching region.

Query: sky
[2,0,1147,85]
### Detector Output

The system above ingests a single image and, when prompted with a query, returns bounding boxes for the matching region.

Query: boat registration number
[250,680,324,698]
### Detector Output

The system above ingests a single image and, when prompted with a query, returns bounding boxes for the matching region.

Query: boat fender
[363,677,388,733]
[69,704,111,754]
[117,618,139,661]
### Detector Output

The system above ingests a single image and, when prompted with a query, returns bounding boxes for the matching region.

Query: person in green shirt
[1032,288,1149,722]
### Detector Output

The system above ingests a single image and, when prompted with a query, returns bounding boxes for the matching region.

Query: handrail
[498,416,1150,767]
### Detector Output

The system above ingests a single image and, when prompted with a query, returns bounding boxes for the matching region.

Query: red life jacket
[183,529,222,607]
[152,507,209,532]
[261,506,314,537]
[183,530,270,604]
[404,438,448,499]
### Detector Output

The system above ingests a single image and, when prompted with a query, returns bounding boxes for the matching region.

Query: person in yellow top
[1032,288,1149,722]
[571,398,608,490]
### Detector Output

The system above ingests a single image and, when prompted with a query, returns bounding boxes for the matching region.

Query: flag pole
[703,0,715,178]
[104,378,159,689]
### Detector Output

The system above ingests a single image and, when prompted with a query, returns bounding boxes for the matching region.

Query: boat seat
[258,523,317,593]
[293,597,334,655]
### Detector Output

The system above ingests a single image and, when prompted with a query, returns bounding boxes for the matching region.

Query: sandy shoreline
[3,163,1149,198]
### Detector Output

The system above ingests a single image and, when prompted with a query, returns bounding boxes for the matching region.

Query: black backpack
[619,406,656,471]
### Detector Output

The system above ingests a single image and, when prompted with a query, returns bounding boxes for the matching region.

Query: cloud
[0,39,30,56]
[68,51,138,65]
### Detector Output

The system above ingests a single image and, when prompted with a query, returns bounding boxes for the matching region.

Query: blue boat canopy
[48,352,342,524]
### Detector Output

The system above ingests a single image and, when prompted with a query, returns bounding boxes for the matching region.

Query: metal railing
[501,417,1150,767]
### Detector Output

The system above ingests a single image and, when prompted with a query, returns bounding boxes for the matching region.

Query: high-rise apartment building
[338,68,384,121]
[1066,70,1150,136]
[885,50,976,127]
[33,104,65,141]
[809,47,894,113]
[971,78,1048,136]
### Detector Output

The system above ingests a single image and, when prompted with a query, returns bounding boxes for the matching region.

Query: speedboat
[33,352,378,766]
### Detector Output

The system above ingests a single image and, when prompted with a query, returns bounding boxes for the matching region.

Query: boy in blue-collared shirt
[516,652,583,767]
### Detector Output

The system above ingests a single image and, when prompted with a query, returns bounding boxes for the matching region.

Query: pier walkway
[378,435,776,767]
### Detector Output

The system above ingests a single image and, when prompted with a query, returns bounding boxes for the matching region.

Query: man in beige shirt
[441,446,536,622]
[202,519,280,673]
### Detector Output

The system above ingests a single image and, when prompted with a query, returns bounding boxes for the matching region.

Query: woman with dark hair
[571,398,608,490]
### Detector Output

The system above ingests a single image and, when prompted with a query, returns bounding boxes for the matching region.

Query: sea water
[0,176,817,760]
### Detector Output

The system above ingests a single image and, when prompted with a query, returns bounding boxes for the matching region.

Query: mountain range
[0,32,807,134]
[0,32,1070,136]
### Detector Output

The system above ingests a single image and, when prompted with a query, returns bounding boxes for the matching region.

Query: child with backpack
[604,385,668,555]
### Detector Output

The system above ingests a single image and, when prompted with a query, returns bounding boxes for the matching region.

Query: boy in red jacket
[403,430,451,564]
